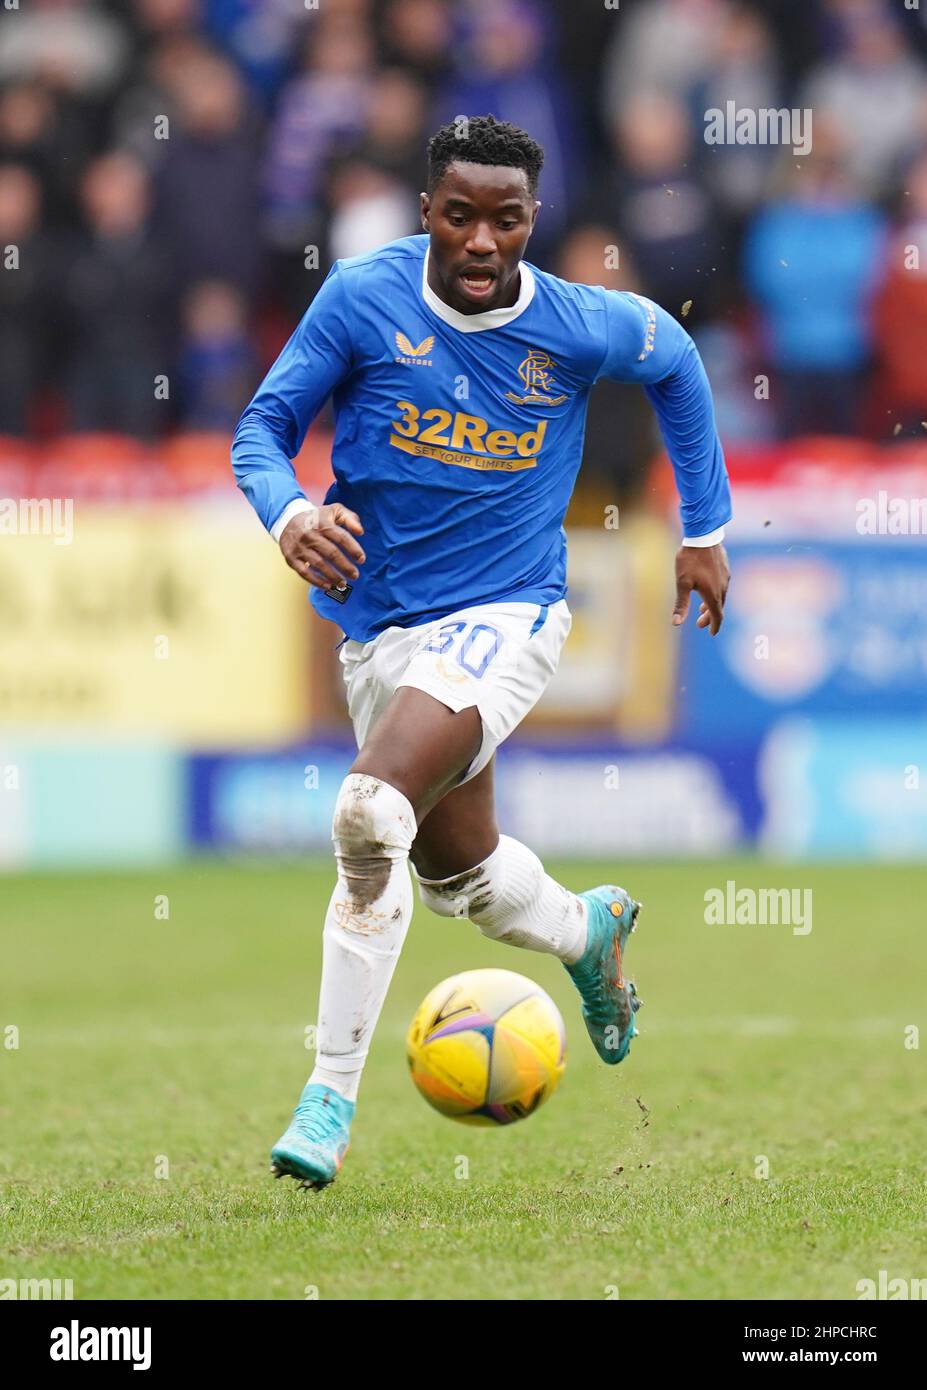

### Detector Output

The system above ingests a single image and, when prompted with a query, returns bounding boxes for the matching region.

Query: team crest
[395,330,435,366]
[504,349,567,407]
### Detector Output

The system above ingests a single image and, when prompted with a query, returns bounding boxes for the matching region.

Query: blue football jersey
[232,234,731,642]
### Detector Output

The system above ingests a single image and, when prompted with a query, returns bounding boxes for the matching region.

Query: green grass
[1,858,925,1300]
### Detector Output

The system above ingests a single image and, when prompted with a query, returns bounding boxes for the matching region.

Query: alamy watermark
[704,101,812,157]
[0,497,73,545]
[0,1275,74,1299]
[49,1320,151,1369]
[704,881,812,935]
[856,492,927,536]
[857,1270,927,1300]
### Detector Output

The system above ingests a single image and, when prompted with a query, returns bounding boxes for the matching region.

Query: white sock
[416,833,588,964]
[309,773,417,1103]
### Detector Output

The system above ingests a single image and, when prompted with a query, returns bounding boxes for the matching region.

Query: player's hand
[672,542,730,636]
[279,503,365,590]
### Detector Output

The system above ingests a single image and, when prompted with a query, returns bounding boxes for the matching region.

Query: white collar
[421,247,535,332]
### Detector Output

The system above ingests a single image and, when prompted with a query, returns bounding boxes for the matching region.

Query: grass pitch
[2,858,924,1300]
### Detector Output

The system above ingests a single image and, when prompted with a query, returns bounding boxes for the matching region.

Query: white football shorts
[337,597,571,786]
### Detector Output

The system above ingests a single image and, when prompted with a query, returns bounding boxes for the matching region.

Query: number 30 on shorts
[420,620,504,678]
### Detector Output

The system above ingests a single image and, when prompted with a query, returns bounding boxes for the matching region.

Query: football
[406,968,567,1125]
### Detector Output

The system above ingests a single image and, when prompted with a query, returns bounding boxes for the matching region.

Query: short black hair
[426,115,544,196]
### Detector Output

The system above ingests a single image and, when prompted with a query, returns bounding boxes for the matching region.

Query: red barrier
[2,433,925,503]
[0,430,337,501]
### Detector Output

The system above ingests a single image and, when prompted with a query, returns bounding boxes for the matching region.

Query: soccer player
[232,117,731,1187]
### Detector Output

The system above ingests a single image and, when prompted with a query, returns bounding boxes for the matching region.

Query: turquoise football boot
[565,887,643,1064]
[270,1083,355,1189]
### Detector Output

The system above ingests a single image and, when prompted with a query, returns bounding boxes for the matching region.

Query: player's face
[421,161,539,314]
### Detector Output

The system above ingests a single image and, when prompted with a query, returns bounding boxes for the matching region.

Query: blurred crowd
[1,0,926,493]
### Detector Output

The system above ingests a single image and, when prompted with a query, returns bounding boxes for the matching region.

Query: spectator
[262,19,374,254]
[601,0,727,117]
[153,48,261,295]
[202,0,314,107]
[320,67,428,261]
[0,80,89,231]
[133,0,200,38]
[0,164,54,435]
[64,152,172,436]
[602,93,724,318]
[870,149,927,437]
[801,3,927,197]
[693,321,779,445]
[110,0,208,168]
[176,279,258,431]
[432,0,580,264]
[557,225,657,502]
[0,0,920,456]
[553,0,623,161]
[743,125,887,437]
[377,0,453,86]
[693,4,784,221]
[325,159,419,261]
[347,67,429,193]
[0,1,129,96]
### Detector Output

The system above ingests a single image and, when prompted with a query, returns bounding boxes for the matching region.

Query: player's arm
[597,290,732,634]
[231,264,365,589]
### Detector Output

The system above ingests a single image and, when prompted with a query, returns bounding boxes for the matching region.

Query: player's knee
[332,773,417,857]
[416,864,497,921]
[416,875,465,919]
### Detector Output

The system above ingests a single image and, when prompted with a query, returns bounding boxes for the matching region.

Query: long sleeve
[232,262,354,534]
[596,290,732,540]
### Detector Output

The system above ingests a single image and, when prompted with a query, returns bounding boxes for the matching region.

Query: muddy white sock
[309,774,416,1104]
[416,833,588,964]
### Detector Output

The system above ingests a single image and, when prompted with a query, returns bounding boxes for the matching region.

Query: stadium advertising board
[677,450,927,735]
[0,502,310,746]
[187,737,762,858]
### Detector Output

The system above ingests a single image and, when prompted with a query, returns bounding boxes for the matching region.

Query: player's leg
[271,686,484,1188]
[412,758,643,1063]
[308,688,485,1097]
[411,757,586,961]
[271,598,640,1186]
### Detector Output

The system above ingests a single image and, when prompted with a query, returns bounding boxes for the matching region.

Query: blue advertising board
[678,542,927,737]
[187,737,762,859]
